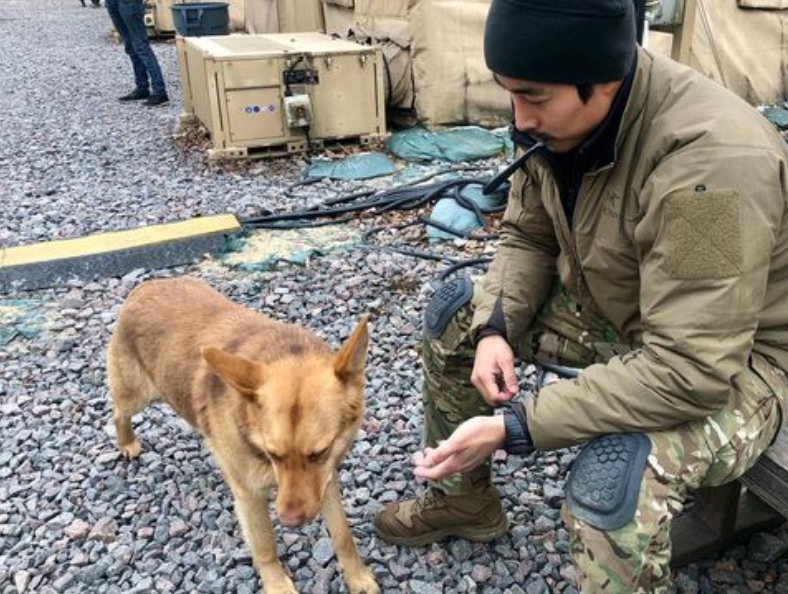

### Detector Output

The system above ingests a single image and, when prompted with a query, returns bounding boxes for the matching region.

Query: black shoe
[118,89,150,102]
[142,94,169,107]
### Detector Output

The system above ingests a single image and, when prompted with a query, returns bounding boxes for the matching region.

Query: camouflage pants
[422,279,785,593]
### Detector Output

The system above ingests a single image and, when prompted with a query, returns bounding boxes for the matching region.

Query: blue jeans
[106,0,166,95]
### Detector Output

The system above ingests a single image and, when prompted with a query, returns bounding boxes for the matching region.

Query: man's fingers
[479,372,504,403]
[413,456,461,480]
[413,441,459,472]
[503,366,519,394]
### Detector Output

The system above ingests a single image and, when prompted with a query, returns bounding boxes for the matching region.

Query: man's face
[494,74,622,153]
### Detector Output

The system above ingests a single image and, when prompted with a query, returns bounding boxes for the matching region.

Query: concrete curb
[0,214,242,293]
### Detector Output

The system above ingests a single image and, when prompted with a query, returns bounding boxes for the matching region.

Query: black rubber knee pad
[424,276,473,339]
[565,432,651,531]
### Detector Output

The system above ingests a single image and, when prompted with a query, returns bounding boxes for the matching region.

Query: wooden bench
[671,421,788,567]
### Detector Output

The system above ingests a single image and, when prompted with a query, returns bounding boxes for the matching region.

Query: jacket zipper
[554,161,615,306]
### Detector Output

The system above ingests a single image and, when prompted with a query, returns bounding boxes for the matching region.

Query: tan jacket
[472,48,788,450]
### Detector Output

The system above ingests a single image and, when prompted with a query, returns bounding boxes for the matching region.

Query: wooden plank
[673,418,788,566]
[672,487,785,567]
[672,483,739,567]
[742,421,788,517]
[760,417,788,468]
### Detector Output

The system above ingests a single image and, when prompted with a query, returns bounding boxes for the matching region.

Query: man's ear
[201,346,264,399]
[333,314,369,383]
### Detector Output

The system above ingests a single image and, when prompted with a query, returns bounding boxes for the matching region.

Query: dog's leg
[321,478,380,594]
[228,478,298,594]
[107,337,154,459]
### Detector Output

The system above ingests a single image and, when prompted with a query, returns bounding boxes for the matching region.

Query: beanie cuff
[484,0,637,84]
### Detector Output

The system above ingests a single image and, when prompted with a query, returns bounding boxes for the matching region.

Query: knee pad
[424,276,473,339]
[565,433,651,531]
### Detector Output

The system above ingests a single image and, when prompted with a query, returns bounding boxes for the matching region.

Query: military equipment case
[176,33,386,160]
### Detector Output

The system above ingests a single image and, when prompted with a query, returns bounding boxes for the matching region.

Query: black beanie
[484,0,636,84]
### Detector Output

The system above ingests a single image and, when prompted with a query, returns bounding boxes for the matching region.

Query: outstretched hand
[471,335,518,406]
[413,416,506,481]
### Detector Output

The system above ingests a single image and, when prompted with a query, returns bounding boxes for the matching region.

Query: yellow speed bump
[0,214,242,292]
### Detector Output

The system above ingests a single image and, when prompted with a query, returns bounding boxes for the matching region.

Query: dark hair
[576,84,595,103]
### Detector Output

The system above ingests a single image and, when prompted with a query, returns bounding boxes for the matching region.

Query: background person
[374,0,788,591]
[105,0,169,107]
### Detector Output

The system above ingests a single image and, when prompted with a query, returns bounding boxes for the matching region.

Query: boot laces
[412,489,445,515]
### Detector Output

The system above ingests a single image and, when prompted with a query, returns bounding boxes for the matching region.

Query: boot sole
[375,515,509,547]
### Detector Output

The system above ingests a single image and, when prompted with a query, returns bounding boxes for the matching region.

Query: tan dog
[107,277,379,594]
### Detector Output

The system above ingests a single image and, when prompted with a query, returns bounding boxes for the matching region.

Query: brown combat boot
[374,486,509,546]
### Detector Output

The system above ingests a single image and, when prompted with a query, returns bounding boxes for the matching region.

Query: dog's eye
[267,451,285,463]
[307,448,329,464]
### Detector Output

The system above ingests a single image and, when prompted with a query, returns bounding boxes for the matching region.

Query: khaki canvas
[410,0,508,128]
[245,0,324,34]
[650,0,788,105]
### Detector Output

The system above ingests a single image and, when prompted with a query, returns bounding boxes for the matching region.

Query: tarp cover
[428,183,507,241]
[305,152,397,180]
[649,0,788,105]
[387,126,507,162]
[319,0,788,128]
[0,300,43,345]
[245,0,324,34]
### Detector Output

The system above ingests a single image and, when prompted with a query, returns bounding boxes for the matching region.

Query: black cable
[239,173,510,276]
[361,220,422,241]
[304,124,313,155]
[438,258,493,280]
[283,55,305,98]
[241,177,491,227]
[483,141,545,195]
[281,164,490,202]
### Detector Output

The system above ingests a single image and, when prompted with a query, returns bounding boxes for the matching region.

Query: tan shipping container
[177,32,386,159]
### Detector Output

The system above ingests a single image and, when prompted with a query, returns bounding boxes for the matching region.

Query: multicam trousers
[422,279,786,593]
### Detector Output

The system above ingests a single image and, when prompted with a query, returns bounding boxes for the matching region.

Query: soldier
[374,0,788,591]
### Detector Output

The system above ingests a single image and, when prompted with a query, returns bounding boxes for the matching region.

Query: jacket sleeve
[526,148,786,450]
[471,164,560,345]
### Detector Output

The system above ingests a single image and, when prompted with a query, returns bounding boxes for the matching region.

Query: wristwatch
[501,404,534,456]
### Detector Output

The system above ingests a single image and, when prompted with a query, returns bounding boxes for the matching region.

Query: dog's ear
[201,346,263,399]
[333,314,369,382]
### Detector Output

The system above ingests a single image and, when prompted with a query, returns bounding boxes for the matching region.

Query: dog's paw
[345,567,380,594]
[118,439,142,459]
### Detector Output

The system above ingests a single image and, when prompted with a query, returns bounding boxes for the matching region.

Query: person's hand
[413,416,506,481]
[471,334,518,406]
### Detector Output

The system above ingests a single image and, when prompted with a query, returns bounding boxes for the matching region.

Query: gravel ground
[1,2,787,593]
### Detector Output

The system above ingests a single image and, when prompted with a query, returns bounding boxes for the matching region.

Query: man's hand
[471,334,518,406]
[413,416,506,481]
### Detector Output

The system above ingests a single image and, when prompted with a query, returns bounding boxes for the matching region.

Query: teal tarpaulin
[304,152,397,180]
[427,183,508,242]
[762,106,788,130]
[0,299,43,345]
[387,126,509,163]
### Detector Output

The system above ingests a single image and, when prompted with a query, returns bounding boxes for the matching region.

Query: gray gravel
[1,2,787,593]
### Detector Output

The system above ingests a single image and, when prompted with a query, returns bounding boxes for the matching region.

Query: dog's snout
[279,500,308,527]
[280,513,306,527]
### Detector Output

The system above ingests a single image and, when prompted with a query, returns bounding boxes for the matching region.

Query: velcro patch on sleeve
[663,189,742,279]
